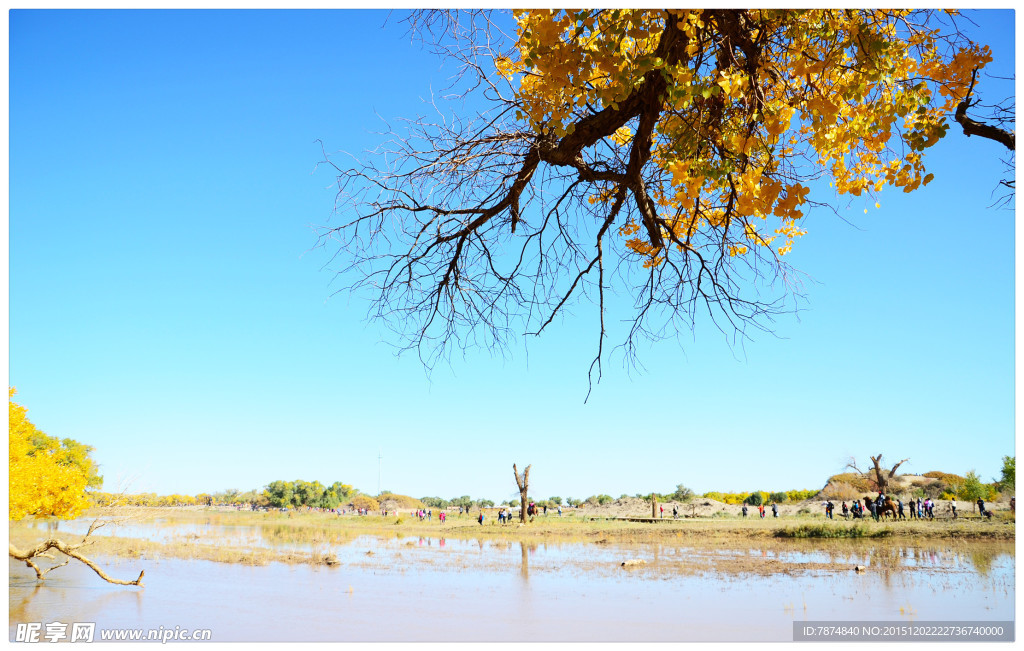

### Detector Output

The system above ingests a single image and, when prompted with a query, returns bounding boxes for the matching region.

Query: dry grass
[8,520,341,568]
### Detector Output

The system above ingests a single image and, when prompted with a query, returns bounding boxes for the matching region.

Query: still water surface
[9,517,1014,642]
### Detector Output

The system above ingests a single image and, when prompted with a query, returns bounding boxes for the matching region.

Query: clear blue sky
[8,9,1016,503]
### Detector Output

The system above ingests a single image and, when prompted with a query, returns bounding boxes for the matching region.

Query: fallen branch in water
[9,518,144,586]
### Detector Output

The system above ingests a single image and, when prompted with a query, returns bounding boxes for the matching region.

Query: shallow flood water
[9,518,1015,642]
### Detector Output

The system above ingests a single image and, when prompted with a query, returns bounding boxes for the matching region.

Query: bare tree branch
[316,9,994,386]
[10,538,144,586]
[955,68,1015,151]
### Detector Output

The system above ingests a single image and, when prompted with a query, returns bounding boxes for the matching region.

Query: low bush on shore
[774,524,893,539]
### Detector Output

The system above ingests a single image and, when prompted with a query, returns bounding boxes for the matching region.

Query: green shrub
[958,471,987,503]
[671,484,695,502]
[999,456,1015,492]
[774,524,893,539]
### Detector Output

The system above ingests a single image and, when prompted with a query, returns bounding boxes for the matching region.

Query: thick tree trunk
[869,454,908,494]
[513,463,531,524]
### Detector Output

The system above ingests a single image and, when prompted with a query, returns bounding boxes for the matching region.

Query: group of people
[739,503,778,518]
[827,494,990,522]
[829,494,902,521]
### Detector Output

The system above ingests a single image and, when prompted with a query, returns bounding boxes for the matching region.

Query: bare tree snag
[867,454,908,495]
[513,463,531,524]
[9,519,144,586]
[651,493,658,519]
[9,540,144,586]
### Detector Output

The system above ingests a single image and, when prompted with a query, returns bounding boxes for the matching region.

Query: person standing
[771,503,778,518]
[741,504,748,518]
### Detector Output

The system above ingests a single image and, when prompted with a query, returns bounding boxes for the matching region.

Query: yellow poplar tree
[320,9,999,387]
[9,388,90,521]
[9,389,144,586]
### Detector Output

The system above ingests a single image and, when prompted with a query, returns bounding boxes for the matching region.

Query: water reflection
[520,541,539,581]
[9,537,1014,643]
[39,516,1010,582]
[969,548,995,577]
[8,583,43,622]
[259,524,353,547]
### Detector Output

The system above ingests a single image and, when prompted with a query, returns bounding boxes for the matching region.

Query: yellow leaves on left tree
[9,388,90,521]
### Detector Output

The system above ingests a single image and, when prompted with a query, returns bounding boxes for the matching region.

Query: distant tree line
[420,495,495,509]
[263,480,355,509]
[89,456,1014,512]
[90,492,202,508]
[572,485,819,508]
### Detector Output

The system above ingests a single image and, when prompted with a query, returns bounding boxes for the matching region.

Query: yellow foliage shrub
[9,389,89,521]
[350,495,380,511]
